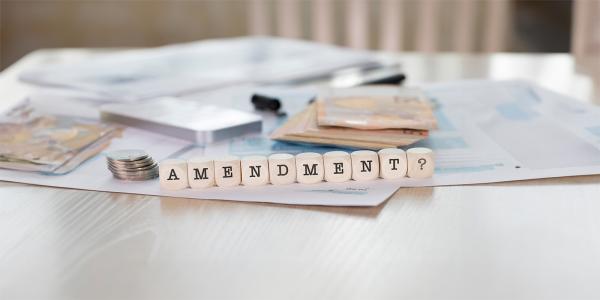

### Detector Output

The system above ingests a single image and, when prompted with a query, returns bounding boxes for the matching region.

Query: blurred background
[1,0,598,71]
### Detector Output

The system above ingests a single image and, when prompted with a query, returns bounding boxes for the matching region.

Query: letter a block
[323,151,351,182]
[187,157,215,189]
[351,150,379,181]
[378,148,407,179]
[268,153,296,185]
[241,156,270,186]
[160,159,189,190]
[214,155,241,187]
[407,147,434,178]
[295,152,324,184]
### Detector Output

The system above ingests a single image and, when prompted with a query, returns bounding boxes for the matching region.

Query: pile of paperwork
[19,37,379,102]
[271,87,435,149]
[3,79,600,206]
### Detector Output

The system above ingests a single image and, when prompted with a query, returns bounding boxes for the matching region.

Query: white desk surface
[1,50,600,300]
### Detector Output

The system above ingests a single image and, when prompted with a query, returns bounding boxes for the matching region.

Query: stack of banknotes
[271,87,437,149]
[0,105,122,174]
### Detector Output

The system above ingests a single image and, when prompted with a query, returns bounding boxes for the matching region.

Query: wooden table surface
[1,50,600,300]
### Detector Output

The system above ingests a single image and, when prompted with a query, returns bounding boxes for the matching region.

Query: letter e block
[214,155,241,187]
[323,151,351,182]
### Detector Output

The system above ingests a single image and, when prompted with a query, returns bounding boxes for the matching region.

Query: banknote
[271,103,428,149]
[316,87,437,130]
[0,113,122,174]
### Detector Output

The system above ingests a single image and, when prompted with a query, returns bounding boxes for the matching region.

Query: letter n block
[241,155,270,186]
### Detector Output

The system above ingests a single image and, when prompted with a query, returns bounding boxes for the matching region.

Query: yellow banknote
[0,114,122,174]
[271,104,428,149]
[317,88,437,130]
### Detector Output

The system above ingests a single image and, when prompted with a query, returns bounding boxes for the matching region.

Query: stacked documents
[19,37,379,102]
[0,105,122,174]
[271,86,436,149]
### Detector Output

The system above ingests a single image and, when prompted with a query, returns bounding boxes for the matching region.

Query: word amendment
[160,147,434,190]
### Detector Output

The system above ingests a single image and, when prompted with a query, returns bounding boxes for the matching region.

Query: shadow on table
[157,186,435,219]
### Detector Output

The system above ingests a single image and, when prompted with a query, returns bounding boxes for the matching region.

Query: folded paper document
[20,37,379,102]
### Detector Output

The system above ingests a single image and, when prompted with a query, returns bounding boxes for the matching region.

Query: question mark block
[407,147,434,178]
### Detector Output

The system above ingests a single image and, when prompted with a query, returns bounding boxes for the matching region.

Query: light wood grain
[2,176,600,299]
[1,51,600,300]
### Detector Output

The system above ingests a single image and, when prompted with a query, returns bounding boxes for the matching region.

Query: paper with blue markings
[203,80,600,190]
[3,80,600,206]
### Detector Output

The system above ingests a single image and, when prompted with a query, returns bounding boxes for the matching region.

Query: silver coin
[108,163,157,172]
[108,167,158,176]
[112,173,158,181]
[108,155,152,162]
[111,170,157,176]
[108,156,154,164]
[108,159,156,169]
[108,160,157,169]
[106,149,148,162]
[110,168,158,176]
[106,150,159,181]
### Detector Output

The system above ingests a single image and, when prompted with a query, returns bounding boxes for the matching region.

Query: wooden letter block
[323,151,351,182]
[187,157,215,189]
[406,147,434,178]
[268,153,296,185]
[351,150,380,181]
[159,159,189,190]
[214,155,241,187]
[241,155,270,186]
[295,152,324,184]
[378,148,407,179]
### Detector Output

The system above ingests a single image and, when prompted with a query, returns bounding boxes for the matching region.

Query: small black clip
[251,94,282,112]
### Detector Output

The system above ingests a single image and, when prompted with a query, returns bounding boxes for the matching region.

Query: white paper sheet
[198,80,600,190]
[19,37,379,102]
[3,80,600,206]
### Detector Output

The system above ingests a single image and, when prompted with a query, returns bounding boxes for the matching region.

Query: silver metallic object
[106,149,158,181]
[100,98,262,145]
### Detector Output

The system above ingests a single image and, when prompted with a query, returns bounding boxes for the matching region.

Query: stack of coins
[106,149,158,181]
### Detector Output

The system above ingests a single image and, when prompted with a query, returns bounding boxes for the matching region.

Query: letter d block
[407,147,434,178]
[378,148,407,179]
[295,152,324,184]
[268,153,296,185]
[241,156,270,186]
[214,156,241,187]
[160,159,189,190]
[323,151,351,182]
[351,150,379,181]
[187,157,215,189]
